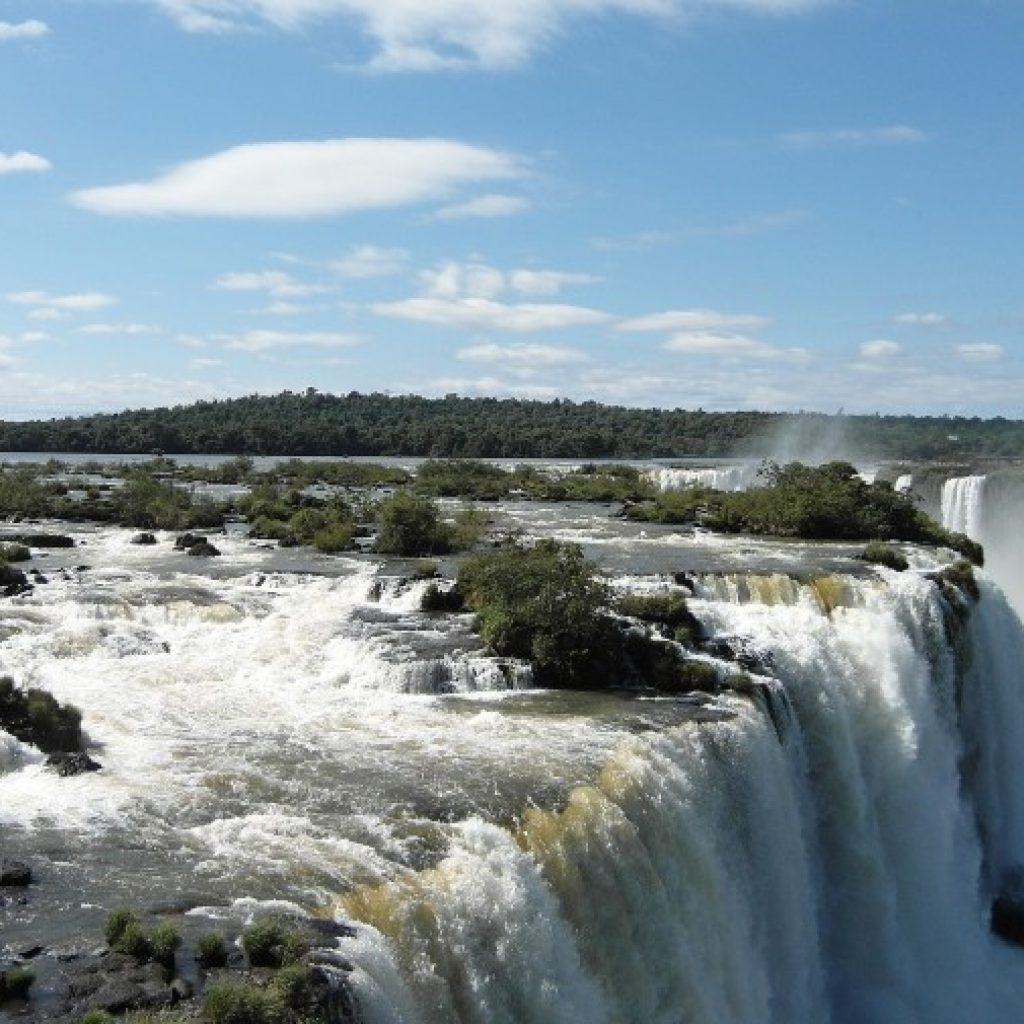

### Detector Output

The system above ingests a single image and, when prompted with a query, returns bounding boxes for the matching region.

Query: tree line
[1,390,1022,459]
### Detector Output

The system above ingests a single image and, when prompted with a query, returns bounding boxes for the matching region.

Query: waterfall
[940,475,986,537]
[895,474,913,493]
[337,571,1024,1023]
[651,465,759,493]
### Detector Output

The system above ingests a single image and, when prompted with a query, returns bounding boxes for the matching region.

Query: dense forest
[2,390,1022,460]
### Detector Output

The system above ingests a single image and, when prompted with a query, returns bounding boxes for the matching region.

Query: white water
[650,464,760,493]
[4,519,1024,1022]
[941,475,986,537]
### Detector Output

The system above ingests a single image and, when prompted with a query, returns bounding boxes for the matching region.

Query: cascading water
[4,515,1024,1023]
[650,465,759,493]
[941,475,986,537]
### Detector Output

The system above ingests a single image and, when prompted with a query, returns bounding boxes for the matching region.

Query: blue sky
[1,0,1022,420]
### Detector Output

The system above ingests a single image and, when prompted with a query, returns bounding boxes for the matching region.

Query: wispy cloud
[956,343,1004,362]
[330,245,409,279]
[6,290,118,313]
[779,125,928,149]
[375,297,611,332]
[0,20,48,41]
[619,309,772,332]
[71,138,525,218]
[430,194,531,220]
[214,270,334,297]
[859,338,903,358]
[457,342,589,368]
[153,1,834,72]
[78,323,161,336]
[894,311,947,326]
[0,151,51,175]
[219,329,363,352]
[419,260,598,300]
[663,331,808,362]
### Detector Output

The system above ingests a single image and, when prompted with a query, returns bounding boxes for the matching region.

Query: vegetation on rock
[861,542,910,571]
[0,677,83,753]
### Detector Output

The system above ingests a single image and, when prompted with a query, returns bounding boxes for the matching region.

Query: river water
[3,474,1024,1022]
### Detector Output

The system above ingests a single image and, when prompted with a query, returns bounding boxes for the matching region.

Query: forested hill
[2,391,1022,460]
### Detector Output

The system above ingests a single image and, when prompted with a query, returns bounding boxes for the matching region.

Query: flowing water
[3,496,1024,1022]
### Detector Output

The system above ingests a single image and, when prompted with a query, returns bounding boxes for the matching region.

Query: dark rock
[63,954,170,1016]
[992,892,1024,946]
[131,533,158,546]
[5,533,75,549]
[174,533,199,550]
[187,540,221,557]
[0,859,32,887]
[169,977,193,1003]
[45,752,102,777]
[278,535,299,548]
[700,636,772,672]
[672,572,696,593]
[19,946,45,960]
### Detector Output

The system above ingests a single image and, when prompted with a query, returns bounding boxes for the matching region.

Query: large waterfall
[3,508,1024,1023]
[333,571,1024,1024]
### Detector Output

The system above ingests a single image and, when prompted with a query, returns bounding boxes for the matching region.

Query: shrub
[149,920,181,968]
[80,1011,114,1024]
[420,583,466,613]
[202,979,281,1024]
[311,522,354,554]
[0,966,34,1001]
[112,921,153,961]
[414,460,512,500]
[374,492,451,556]
[195,930,229,969]
[241,918,307,969]
[450,508,488,551]
[862,542,909,571]
[0,542,31,563]
[268,963,313,1012]
[0,678,82,753]
[615,593,703,643]
[936,560,981,602]
[457,540,620,689]
[104,907,140,947]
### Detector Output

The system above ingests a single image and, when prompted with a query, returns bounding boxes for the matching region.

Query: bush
[615,593,703,643]
[457,540,620,689]
[374,492,451,556]
[420,583,466,613]
[862,542,909,571]
[0,678,82,754]
[311,522,354,554]
[450,508,489,551]
[0,542,31,563]
[195,930,229,969]
[202,979,282,1024]
[936,560,981,602]
[104,907,140,947]
[80,1011,114,1024]
[149,920,181,968]
[241,918,307,969]
[112,921,153,961]
[414,459,512,499]
[0,966,34,1001]
[268,963,313,1012]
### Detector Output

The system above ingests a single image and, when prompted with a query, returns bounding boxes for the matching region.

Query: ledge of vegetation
[0,676,84,754]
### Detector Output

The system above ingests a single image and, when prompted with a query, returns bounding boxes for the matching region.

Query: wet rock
[174,532,199,550]
[1,564,30,596]
[63,953,170,1016]
[0,859,32,887]
[131,532,158,546]
[700,635,772,672]
[19,946,45,960]
[992,892,1024,946]
[169,977,194,1003]
[45,752,102,777]
[187,540,221,557]
[5,533,75,549]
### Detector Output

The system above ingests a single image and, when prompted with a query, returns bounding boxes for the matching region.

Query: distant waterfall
[651,464,759,493]
[941,475,986,537]
[340,572,1024,1024]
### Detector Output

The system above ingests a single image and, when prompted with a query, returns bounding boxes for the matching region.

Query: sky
[1,0,1022,421]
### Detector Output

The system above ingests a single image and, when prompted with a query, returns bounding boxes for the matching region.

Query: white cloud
[219,329,363,352]
[779,125,928,149]
[153,1,832,72]
[27,307,65,321]
[330,245,409,278]
[0,151,51,175]
[79,323,161,336]
[375,296,611,332]
[619,308,772,332]
[457,342,589,368]
[0,20,48,41]
[895,312,947,326]
[664,331,807,361]
[256,301,329,315]
[591,230,673,252]
[510,270,600,295]
[6,290,118,312]
[71,138,524,218]
[859,338,902,358]
[189,357,226,370]
[956,343,1004,362]
[431,194,531,220]
[214,269,333,297]
[421,261,507,300]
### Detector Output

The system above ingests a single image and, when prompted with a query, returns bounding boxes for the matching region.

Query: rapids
[3,496,1024,1023]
